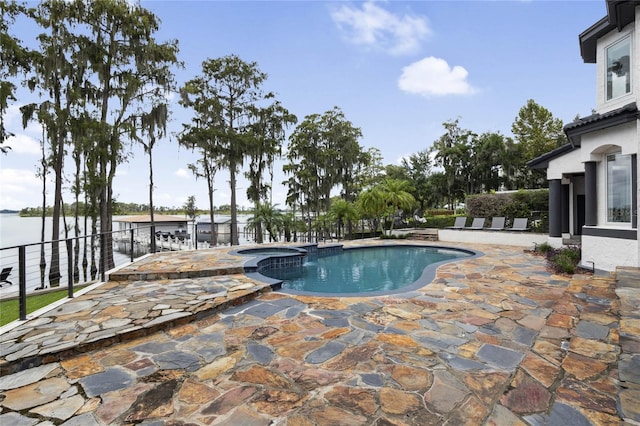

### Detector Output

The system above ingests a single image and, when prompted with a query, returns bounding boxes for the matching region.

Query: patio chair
[447,217,467,229]
[465,217,486,230]
[0,267,12,287]
[510,218,530,231]
[488,217,505,231]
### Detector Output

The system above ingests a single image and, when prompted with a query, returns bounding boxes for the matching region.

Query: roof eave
[579,1,640,64]
[580,16,612,63]
[564,102,639,147]
[527,144,576,171]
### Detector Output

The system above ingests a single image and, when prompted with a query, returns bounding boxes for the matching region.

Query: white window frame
[605,151,632,225]
[605,35,632,101]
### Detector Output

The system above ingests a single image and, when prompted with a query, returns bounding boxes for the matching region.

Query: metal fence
[0,225,176,321]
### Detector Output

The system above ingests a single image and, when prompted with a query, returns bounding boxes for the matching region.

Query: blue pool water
[265,245,474,295]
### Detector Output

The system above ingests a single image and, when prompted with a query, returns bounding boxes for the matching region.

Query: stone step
[408,229,439,241]
[616,267,640,289]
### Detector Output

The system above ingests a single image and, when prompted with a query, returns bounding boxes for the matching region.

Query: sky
[0,0,608,213]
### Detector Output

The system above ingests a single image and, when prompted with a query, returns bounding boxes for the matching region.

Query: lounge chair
[447,217,467,229]
[0,267,12,287]
[510,218,530,231]
[488,217,505,231]
[465,217,486,230]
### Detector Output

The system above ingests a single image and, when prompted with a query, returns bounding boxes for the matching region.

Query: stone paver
[0,239,637,425]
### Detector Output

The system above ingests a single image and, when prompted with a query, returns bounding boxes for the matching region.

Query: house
[528,0,640,272]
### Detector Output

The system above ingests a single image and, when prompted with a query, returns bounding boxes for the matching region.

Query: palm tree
[358,188,387,235]
[246,203,284,243]
[280,211,307,242]
[379,179,416,235]
[328,199,358,240]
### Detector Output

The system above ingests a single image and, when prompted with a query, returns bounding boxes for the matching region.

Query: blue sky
[0,0,607,212]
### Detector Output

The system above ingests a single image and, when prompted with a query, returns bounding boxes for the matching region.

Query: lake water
[0,213,122,297]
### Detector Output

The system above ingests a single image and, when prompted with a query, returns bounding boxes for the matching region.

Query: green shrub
[425,209,454,216]
[535,242,553,255]
[560,245,581,262]
[465,193,512,218]
[500,200,531,223]
[424,215,465,229]
[513,189,548,212]
[552,252,576,274]
[465,189,549,232]
[547,246,581,275]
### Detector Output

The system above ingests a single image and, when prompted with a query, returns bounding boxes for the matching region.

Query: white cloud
[0,168,42,210]
[331,1,430,55]
[2,104,43,156]
[4,133,41,155]
[175,168,190,179]
[398,57,476,97]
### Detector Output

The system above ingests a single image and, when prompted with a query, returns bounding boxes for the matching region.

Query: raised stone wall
[428,229,547,248]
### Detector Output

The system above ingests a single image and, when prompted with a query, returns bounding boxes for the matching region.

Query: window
[606,36,631,100]
[606,153,632,223]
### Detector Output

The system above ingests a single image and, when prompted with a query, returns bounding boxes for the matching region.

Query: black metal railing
[0,217,341,323]
[0,226,166,321]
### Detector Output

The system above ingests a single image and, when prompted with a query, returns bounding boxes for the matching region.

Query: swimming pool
[236,247,305,256]
[262,245,477,296]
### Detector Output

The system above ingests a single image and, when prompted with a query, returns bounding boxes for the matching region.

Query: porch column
[585,161,597,226]
[562,184,570,234]
[633,154,637,229]
[549,179,562,238]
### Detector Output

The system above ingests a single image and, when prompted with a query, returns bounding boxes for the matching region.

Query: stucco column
[585,161,597,227]
[562,184,570,234]
[549,179,562,238]
[632,154,637,229]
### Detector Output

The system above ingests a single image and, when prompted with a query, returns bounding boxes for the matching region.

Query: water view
[0,213,254,297]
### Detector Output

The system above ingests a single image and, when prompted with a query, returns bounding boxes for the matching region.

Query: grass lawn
[0,285,89,327]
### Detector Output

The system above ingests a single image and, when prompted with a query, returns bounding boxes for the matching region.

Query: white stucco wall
[547,147,583,180]
[581,234,638,272]
[437,230,547,248]
[580,122,637,158]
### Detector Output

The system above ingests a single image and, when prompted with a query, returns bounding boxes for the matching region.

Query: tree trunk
[206,162,217,246]
[39,127,47,290]
[49,117,65,288]
[255,201,263,244]
[73,148,81,283]
[229,164,239,245]
[147,141,155,249]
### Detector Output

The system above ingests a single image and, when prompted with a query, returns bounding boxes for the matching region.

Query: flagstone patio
[0,239,638,425]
